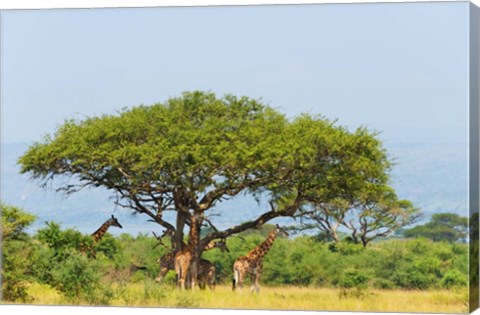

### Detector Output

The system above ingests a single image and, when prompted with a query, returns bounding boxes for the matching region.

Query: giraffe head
[108,215,123,229]
[275,224,289,238]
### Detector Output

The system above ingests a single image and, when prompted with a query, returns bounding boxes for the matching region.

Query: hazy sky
[1,2,470,145]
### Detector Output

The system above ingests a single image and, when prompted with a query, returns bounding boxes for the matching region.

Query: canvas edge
[470,1,480,313]
[0,0,470,11]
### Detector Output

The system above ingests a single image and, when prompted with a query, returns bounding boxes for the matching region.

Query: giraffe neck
[248,230,278,260]
[91,221,112,243]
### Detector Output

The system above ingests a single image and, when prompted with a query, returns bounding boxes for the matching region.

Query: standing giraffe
[197,258,216,290]
[155,239,228,284]
[232,224,288,293]
[174,212,202,289]
[92,215,123,242]
[81,215,123,258]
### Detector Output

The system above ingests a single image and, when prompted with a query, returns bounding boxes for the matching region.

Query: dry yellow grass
[26,282,469,313]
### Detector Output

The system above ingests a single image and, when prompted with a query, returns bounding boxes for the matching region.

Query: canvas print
[1,1,479,313]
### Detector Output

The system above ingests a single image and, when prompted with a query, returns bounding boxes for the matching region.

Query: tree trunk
[190,213,203,288]
[174,211,186,252]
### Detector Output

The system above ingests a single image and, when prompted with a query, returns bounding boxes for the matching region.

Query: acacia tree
[403,213,468,243]
[297,187,420,247]
[18,91,410,279]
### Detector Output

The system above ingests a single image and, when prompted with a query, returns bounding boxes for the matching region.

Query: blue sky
[0,2,472,234]
[1,2,470,145]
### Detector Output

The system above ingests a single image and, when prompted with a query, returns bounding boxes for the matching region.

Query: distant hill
[1,141,468,235]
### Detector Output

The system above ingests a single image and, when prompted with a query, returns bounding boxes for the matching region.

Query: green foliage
[336,241,365,256]
[338,268,370,289]
[17,91,410,260]
[2,238,34,302]
[403,213,468,243]
[267,232,464,290]
[37,221,90,254]
[48,249,101,302]
[442,269,467,288]
[337,268,371,299]
[1,203,35,241]
[1,203,36,302]
[30,221,115,304]
[95,233,121,259]
[202,228,468,291]
[18,92,289,196]
[1,208,471,305]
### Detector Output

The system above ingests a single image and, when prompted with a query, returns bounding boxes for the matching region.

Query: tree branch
[199,192,302,247]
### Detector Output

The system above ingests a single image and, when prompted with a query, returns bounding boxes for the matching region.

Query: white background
[0,0,479,315]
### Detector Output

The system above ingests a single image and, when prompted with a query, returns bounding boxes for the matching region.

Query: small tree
[1,203,36,302]
[296,179,420,246]
[403,213,468,243]
[32,222,112,304]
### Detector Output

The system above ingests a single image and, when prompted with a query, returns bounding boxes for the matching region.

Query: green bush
[2,205,472,305]
[442,269,467,288]
[1,204,36,302]
[338,268,370,289]
[36,221,94,262]
[337,268,371,299]
[48,249,104,303]
[2,239,34,302]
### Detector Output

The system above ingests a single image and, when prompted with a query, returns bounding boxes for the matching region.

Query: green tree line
[1,204,468,304]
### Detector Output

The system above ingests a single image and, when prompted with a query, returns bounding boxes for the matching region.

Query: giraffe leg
[250,270,257,293]
[179,268,186,290]
[233,261,247,292]
[253,265,262,293]
[236,268,245,292]
[233,266,240,291]
[207,266,216,290]
[175,262,185,290]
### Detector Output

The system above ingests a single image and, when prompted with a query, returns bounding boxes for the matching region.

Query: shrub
[2,239,34,302]
[338,268,371,299]
[442,269,467,288]
[1,204,36,302]
[338,268,370,289]
[373,278,395,290]
[48,249,104,303]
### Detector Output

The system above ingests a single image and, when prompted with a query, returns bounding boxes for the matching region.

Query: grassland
[25,282,468,313]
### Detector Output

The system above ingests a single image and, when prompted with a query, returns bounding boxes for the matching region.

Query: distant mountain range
[0,141,469,236]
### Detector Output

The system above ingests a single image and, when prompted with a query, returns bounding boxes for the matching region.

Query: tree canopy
[402,213,468,243]
[296,186,419,247]
[1,203,36,241]
[18,91,418,264]
[1,204,36,301]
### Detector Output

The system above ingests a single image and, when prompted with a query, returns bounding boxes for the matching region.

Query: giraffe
[81,215,123,258]
[174,212,201,289]
[232,224,288,293]
[92,215,123,242]
[155,239,228,284]
[197,258,216,290]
